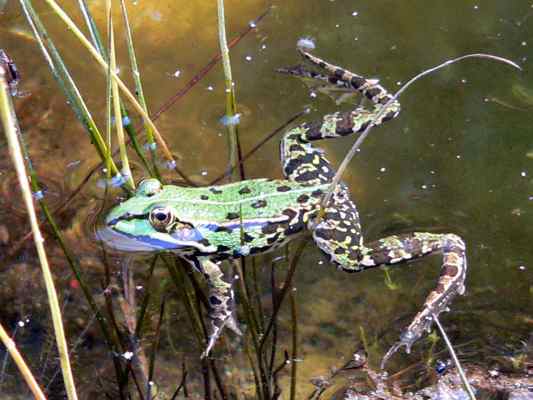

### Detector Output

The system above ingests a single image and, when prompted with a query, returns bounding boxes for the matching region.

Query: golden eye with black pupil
[149,206,175,231]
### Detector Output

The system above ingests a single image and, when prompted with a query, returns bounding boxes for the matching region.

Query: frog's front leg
[191,257,241,357]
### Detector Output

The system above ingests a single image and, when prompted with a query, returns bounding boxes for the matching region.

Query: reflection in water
[0,0,532,397]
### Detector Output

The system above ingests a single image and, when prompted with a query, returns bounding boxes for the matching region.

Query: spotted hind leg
[311,193,467,367]
[281,51,400,185]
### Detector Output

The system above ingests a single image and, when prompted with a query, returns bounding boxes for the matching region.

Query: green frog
[102,50,467,365]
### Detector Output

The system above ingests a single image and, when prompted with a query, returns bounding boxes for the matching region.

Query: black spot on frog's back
[238,186,252,195]
[276,185,292,192]
[242,233,255,243]
[226,212,240,220]
[200,194,209,200]
[282,208,298,220]
[210,187,223,194]
[297,194,310,203]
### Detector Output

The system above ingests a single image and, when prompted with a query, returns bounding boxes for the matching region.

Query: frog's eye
[137,179,162,197]
[149,206,175,231]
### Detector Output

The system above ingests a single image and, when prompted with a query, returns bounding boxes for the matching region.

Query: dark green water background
[0,0,531,397]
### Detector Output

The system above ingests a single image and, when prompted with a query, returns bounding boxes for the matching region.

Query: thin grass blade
[0,63,79,400]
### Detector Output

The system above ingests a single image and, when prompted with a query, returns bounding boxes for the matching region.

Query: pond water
[0,0,531,398]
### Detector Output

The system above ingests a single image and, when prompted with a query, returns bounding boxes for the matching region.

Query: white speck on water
[136,285,143,290]
[172,69,181,78]
[249,21,257,28]
[430,170,436,175]
[522,41,527,46]
[335,24,340,28]
[297,37,315,50]
[421,184,428,190]
[473,4,479,10]
[310,91,317,98]
[396,81,402,86]
[461,78,467,84]
[261,44,267,50]
[519,265,526,271]
[150,11,162,21]
[354,36,359,41]
[352,11,359,16]
[123,351,134,360]
[201,170,208,176]
[318,260,324,265]
[220,113,241,126]
[379,167,387,172]
[456,155,462,159]
[207,85,214,91]
[390,44,397,51]
[245,55,253,62]
[18,320,25,328]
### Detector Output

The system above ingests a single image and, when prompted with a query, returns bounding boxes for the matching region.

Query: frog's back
[156,179,326,258]
[163,178,327,224]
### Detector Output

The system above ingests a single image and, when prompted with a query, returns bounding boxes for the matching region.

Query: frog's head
[99,179,212,253]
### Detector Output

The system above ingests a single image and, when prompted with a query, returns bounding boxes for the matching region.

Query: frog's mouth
[96,225,173,252]
[99,214,214,253]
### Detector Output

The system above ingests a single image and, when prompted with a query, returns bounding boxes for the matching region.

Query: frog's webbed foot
[197,258,241,358]
[376,234,467,369]
[380,312,432,370]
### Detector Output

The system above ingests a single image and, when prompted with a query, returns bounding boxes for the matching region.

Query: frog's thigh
[311,190,364,267]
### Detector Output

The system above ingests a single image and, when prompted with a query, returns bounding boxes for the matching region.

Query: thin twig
[321,53,521,210]
[0,323,46,400]
[0,64,78,399]
[433,314,476,400]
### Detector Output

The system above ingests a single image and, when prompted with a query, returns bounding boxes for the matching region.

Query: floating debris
[220,113,241,126]
[297,36,316,50]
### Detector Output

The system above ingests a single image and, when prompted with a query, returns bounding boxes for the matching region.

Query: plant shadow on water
[0,0,532,399]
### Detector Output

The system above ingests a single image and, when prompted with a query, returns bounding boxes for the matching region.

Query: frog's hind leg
[281,52,400,185]
[298,49,394,105]
[311,195,467,366]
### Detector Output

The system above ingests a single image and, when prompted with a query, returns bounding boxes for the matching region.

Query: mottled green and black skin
[103,50,467,365]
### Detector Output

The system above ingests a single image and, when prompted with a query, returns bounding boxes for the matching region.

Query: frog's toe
[380,330,419,370]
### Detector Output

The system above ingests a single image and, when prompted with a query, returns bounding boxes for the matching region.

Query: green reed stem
[108,3,134,189]
[135,257,158,339]
[19,0,128,188]
[217,0,244,182]
[79,0,154,179]
[164,259,204,346]
[77,0,106,56]
[0,65,78,400]
[42,0,177,173]
[0,322,46,400]
[433,314,476,400]
[119,0,161,179]
[289,288,298,400]
[147,298,165,400]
